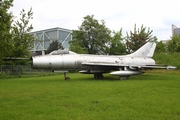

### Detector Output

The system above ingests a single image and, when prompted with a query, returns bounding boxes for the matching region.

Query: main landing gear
[93,73,104,79]
[119,76,130,80]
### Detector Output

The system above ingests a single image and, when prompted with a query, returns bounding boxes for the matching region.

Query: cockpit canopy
[49,49,77,55]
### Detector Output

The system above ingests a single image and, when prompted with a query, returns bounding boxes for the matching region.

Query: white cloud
[10,0,180,40]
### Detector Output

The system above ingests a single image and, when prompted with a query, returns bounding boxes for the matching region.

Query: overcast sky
[10,0,180,40]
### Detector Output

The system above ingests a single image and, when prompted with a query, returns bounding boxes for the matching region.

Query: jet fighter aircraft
[31,41,176,79]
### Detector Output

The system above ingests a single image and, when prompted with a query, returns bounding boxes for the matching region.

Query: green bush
[153,52,180,69]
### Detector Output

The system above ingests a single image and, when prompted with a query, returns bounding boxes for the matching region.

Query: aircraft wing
[82,62,176,70]
[82,62,128,67]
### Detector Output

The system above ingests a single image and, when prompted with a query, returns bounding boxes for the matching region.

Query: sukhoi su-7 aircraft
[31,42,176,79]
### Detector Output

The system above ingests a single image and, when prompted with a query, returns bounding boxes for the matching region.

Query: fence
[0,65,61,77]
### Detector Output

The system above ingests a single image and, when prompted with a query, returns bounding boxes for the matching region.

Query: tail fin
[128,42,156,57]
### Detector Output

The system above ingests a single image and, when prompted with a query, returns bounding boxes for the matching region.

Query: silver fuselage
[32,54,155,71]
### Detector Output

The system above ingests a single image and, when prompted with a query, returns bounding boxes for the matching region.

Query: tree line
[0,0,34,65]
[69,15,180,55]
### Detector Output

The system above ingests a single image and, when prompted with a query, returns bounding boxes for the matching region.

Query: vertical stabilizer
[128,42,156,57]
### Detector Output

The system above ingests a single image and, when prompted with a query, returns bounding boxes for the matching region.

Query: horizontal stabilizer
[167,66,177,70]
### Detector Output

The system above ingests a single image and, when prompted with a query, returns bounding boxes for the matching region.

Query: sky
[10,0,180,40]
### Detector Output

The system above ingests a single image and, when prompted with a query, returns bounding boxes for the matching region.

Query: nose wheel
[64,72,70,80]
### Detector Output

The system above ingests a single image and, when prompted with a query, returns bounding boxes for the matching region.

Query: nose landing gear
[64,72,70,80]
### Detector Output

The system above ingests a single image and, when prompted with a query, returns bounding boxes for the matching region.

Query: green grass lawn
[0,71,180,120]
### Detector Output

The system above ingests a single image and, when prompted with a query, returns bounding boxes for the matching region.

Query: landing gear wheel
[94,73,104,79]
[64,72,70,80]
[119,76,129,80]
[65,77,70,80]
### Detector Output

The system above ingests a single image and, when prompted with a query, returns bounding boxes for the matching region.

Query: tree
[70,15,111,54]
[9,8,35,65]
[69,39,88,54]
[166,35,180,53]
[125,24,157,53]
[46,40,64,54]
[108,29,126,55]
[155,41,166,53]
[0,0,13,64]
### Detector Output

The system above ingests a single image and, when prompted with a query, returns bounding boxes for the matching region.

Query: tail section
[128,42,156,57]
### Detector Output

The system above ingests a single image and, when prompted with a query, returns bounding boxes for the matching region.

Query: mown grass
[0,71,180,120]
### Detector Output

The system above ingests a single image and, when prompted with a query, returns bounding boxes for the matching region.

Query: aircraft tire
[94,73,104,79]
